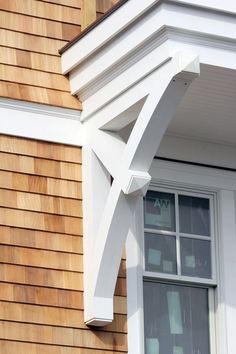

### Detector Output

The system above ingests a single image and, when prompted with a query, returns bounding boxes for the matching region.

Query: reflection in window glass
[180,238,211,278]
[144,191,175,231]
[145,233,177,274]
[144,282,210,354]
[179,195,210,236]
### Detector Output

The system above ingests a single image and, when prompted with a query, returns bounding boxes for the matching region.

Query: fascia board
[80,44,172,121]
[62,0,236,77]
[69,9,168,96]
[158,135,236,171]
[151,159,236,191]
[168,37,236,71]
[78,30,236,121]
[68,2,236,102]
[61,0,159,74]
[76,31,236,99]
[167,0,236,15]
[160,2,236,40]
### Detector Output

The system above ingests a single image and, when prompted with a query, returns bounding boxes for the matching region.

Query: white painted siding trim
[0,98,83,146]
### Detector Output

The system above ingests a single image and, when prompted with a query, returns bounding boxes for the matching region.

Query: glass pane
[144,282,210,354]
[144,191,175,231]
[180,238,211,278]
[145,233,177,274]
[179,195,210,236]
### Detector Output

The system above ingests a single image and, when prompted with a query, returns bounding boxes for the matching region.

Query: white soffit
[167,64,236,146]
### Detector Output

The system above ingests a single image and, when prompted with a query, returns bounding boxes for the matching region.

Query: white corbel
[82,51,200,326]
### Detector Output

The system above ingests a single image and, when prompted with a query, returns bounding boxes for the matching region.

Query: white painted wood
[0,98,83,146]
[126,163,236,354]
[126,166,214,354]
[124,65,198,173]
[61,0,159,74]
[80,67,157,123]
[91,130,125,178]
[87,182,136,323]
[68,20,169,96]
[60,0,236,346]
[70,41,171,97]
[169,0,236,14]
[151,160,236,191]
[126,197,145,354]
[80,46,171,120]
[158,135,236,170]
[82,52,199,325]
[82,146,112,324]
[168,38,236,71]
[60,0,236,333]
[217,190,236,354]
[61,0,236,77]
[63,0,236,108]
[101,98,146,131]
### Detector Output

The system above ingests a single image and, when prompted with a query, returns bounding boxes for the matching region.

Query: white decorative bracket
[82,52,200,326]
[59,0,236,329]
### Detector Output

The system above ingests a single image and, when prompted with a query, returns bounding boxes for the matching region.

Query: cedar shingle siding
[0,135,127,353]
[0,0,117,109]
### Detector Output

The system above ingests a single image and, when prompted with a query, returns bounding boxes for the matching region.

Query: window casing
[142,185,217,354]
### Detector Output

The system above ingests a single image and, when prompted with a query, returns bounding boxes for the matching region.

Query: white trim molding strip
[0,98,83,146]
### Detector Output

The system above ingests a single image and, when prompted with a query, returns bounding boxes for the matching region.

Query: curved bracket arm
[83,52,200,326]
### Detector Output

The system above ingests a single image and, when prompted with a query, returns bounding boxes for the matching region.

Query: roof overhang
[61,0,236,109]
[60,0,236,326]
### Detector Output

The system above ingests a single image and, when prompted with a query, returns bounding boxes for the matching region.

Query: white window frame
[126,159,236,354]
[143,185,217,286]
[143,185,217,354]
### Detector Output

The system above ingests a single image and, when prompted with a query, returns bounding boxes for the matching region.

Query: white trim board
[150,159,236,191]
[158,135,236,171]
[62,0,236,127]
[0,98,83,146]
[61,0,236,75]
[168,0,236,15]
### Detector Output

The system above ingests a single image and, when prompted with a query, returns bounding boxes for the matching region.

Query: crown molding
[62,0,236,114]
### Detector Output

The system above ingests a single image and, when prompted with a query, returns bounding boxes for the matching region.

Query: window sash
[143,186,216,283]
[143,280,211,354]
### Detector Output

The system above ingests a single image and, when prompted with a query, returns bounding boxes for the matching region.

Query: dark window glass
[145,233,177,274]
[179,195,210,236]
[180,238,211,278]
[144,282,210,354]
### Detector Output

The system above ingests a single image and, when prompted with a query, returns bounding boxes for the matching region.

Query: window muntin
[144,189,213,280]
[143,187,216,354]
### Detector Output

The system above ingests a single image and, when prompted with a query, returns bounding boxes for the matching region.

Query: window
[143,187,216,354]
